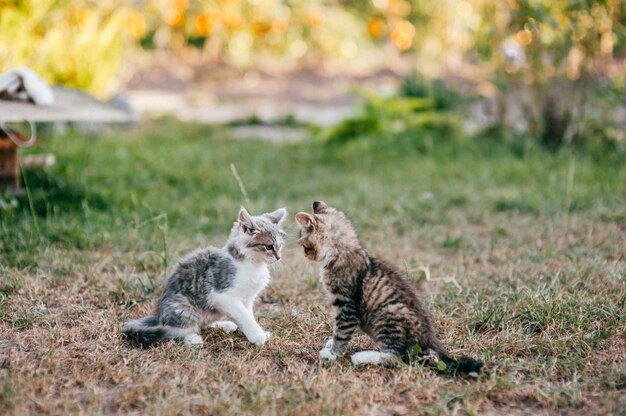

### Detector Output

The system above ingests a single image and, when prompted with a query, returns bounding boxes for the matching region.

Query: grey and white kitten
[122,207,287,347]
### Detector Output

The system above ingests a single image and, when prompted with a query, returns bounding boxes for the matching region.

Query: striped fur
[296,201,483,374]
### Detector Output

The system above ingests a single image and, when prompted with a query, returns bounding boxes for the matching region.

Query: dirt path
[124,63,409,126]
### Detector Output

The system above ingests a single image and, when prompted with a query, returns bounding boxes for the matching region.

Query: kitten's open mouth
[303,247,316,260]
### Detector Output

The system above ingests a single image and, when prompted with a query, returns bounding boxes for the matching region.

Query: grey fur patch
[123,244,247,344]
[137,315,158,327]
[122,316,166,346]
[209,254,237,291]
[227,244,244,261]
[158,247,237,321]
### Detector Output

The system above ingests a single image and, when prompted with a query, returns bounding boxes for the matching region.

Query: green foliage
[319,87,463,144]
[0,376,15,412]
[17,167,108,216]
[2,0,624,125]
[471,0,626,148]
[2,120,624,268]
[0,0,132,96]
[401,72,465,111]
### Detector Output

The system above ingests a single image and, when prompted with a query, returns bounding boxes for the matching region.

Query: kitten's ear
[266,208,287,225]
[238,207,257,234]
[295,212,316,229]
[313,200,328,214]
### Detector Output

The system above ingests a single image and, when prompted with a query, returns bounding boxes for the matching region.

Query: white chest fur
[228,260,270,303]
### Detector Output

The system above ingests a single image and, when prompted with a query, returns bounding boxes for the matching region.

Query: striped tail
[429,338,484,375]
[122,316,167,346]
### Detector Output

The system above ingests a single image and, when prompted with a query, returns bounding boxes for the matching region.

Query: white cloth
[0,67,54,106]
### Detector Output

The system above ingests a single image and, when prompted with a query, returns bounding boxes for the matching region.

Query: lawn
[1,120,625,415]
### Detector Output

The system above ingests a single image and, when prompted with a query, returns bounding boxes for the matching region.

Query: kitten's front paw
[183,333,204,347]
[210,321,238,333]
[324,338,334,349]
[319,347,337,361]
[247,330,268,347]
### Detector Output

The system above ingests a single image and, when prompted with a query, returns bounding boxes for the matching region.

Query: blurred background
[1,3,626,415]
[1,0,625,145]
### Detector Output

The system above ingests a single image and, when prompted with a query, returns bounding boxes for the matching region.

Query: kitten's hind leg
[159,296,204,347]
[158,325,203,347]
[183,332,204,347]
[209,321,238,333]
[351,351,400,366]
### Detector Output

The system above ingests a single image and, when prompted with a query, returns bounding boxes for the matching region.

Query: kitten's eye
[264,245,273,251]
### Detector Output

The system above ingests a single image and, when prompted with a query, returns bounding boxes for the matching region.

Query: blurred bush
[0,0,416,96]
[0,0,136,96]
[137,0,376,67]
[468,0,626,148]
[319,82,463,144]
[0,0,624,153]
[401,72,468,111]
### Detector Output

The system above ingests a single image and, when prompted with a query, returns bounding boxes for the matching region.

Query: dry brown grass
[1,211,624,415]
[2,123,625,415]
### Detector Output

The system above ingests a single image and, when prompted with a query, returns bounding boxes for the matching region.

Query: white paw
[247,330,269,347]
[351,351,398,365]
[324,338,334,349]
[183,333,204,347]
[351,351,380,365]
[210,321,238,333]
[319,347,337,361]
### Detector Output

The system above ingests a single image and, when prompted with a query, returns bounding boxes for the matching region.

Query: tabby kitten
[123,207,286,347]
[296,201,482,373]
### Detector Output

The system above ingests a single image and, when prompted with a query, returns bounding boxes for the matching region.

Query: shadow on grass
[0,168,109,267]
[17,167,108,216]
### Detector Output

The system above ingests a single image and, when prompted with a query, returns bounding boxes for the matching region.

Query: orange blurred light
[515,29,532,45]
[507,0,520,9]
[390,19,415,51]
[367,18,386,38]
[272,20,288,34]
[220,11,242,30]
[253,21,272,36]
[389,0,411,17]
[195,14,213,36]
[168,11,185,28]
[174,0,188,12]
[127,12,146,38]
[309,10,324,27]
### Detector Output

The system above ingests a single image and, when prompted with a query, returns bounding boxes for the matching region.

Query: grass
[0,119,625,415]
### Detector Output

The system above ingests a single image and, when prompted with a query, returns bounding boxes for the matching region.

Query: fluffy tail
[122,316,167,346]
[429,339,484,375]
